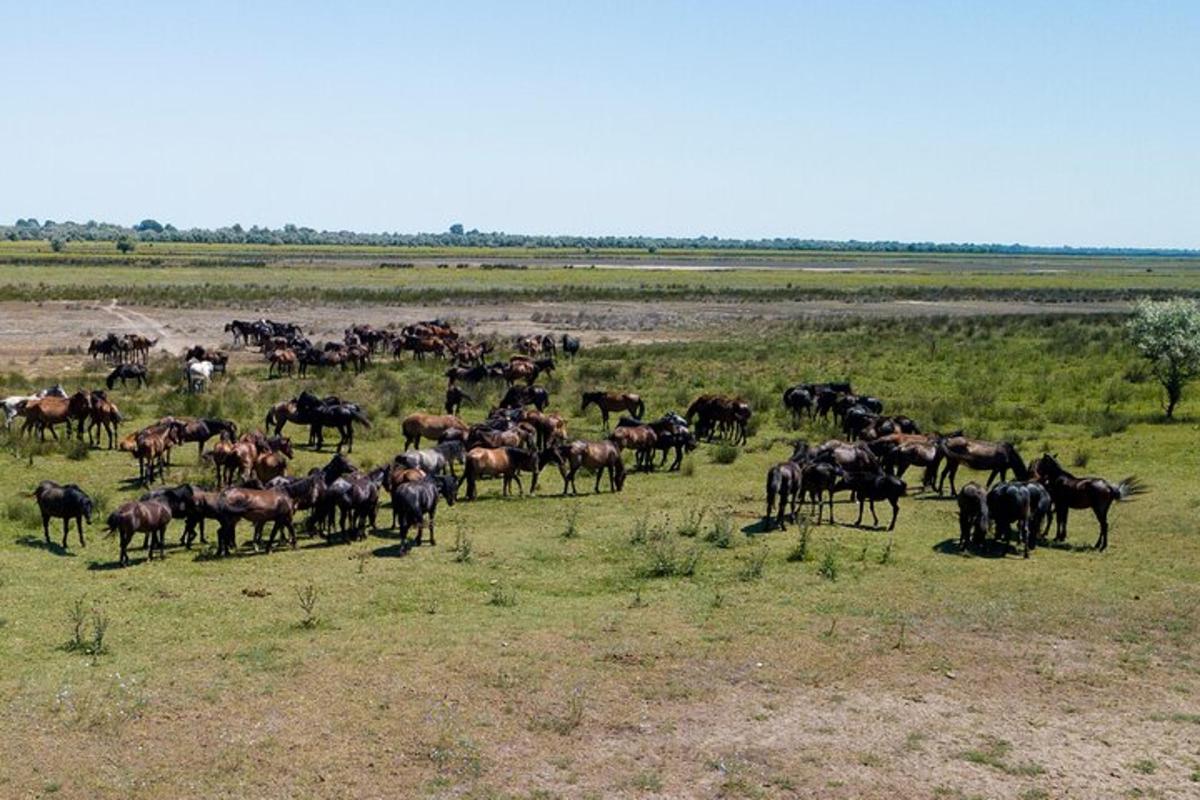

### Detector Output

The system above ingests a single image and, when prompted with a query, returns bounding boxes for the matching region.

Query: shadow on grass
[931,537,1009,559]
[14,535,76,557]
[371,542,413,559]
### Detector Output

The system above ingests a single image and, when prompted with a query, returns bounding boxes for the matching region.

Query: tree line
[3,217,1198,257]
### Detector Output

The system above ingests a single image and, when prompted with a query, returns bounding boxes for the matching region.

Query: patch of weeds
[296,583,320,629]
[560,506,580,539]
[703,511,734,549]
[536,687,585,735]
[710,443,739,465]
[629,586,648,608]
[629,515,650,545]
[680,456,696,477]
[737,544,769,582]
[1072,449,1091,468]
[638,534,700,579]
[786,518,812,562]
[818,546,840,581]
[453,526,474,563]
[676,507,705,537]
[1130,758,1157,775]
[880,537,895,565]
[63,598,108,658]
[1019,789,1050,800]
[488,582,517,607]
[630,769,663,792]
[959,736,1045,776]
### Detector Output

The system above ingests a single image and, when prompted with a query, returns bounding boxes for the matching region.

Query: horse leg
[869,499,879,527]
[594,469,602,494]
[42,513,51,544]
[62,516,70,548]
[77,516,86,547]
[513,474,524,497]
[1055,505,1068,542]
[427,508,436,547]
[1095,503,1111,551]
[855,498,865,527]
[888,498,899,531]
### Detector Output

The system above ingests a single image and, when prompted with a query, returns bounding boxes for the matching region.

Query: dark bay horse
[936,436,1027,496]
[1031,454,1145,550]
[581,391,645,429]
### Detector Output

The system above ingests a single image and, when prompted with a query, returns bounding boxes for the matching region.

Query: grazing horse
[106,499,173,566]
[1031,454,1145,551]
[445,385,470,416]
[20,392,92,441]
[686,394,751,445]
[214,487,296,555]
[609,424,658,471]
[986,482,1033,558]
[872,433,943,493]
[838,470,906,531]
[445,364,501,385]
[402,413,468,450]
[268,348,297,378]
[800,461,843,524]
[464,446,540,500]
[87,391,123,449]
[809,439,879,473]
[184,359,214,393]
[540,439,625,495]
[170,417,237,459]
[936,436,1027,496]
[782,386,814,423]
[395,441,466,477]
[106,363,148,389]
[764,461,803,531]
[34,481,93,548]
[581,391,645,429]
[560,334,581,360]
[391,475,458,545]
[3,384,67,429]
[500,385,550,411]
[956,482,990,549]
[503,357,555,386]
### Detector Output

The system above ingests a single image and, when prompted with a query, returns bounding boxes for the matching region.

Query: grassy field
[1,314,1198,798]
[1,240,1200,306]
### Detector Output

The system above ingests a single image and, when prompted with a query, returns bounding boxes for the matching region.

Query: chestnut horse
[106,499,173,566]
[464,446,540,500]
[402,413,468,450]
[581,391,645,429]
[936,436,1027,496]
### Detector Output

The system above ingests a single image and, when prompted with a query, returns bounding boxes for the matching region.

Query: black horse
[560,334,581,360]
[391,475,459,546]
[34,481,93,548]
[296,391,371,452]
[106,363,148,389]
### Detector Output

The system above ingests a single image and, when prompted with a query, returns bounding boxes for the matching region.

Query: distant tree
[1127,298,1200,418]
[49,237,66,252]
[135,218,164,233]
[116,236,136,254]
[449,223,464,236]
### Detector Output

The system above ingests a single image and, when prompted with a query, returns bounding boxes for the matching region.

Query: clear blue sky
[3,1,1197,247]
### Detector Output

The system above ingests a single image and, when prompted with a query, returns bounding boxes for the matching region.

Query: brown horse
[464,446,540,500]
[215,487,296,555]
[268,348,297,378]
[872,433,943,493]
[609,424,658,471]
[1031,454,1145,550]
[540,440,626,495]
[936,436,1027,496]
[402,413,468,450]
[581,391,645,429]
[20,392,91,440]
[87,391,123,449]
[106,499,173,566]
[254,450,290,483]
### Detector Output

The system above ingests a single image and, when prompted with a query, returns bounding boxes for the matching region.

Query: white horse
[184,360,214,394]
[3,384,67,429]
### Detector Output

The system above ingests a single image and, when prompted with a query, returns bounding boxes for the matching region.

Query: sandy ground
[0,298,1128,373]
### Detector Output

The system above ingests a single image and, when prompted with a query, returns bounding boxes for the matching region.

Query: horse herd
[10,321,1140,567]
[766,382,1144,556]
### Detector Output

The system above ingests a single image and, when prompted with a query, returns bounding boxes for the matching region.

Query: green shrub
[710,443,739,465]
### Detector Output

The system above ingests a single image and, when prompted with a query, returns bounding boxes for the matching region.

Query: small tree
[1127,298,1200,418]
[49,237,66,252]
[116,236,136,254]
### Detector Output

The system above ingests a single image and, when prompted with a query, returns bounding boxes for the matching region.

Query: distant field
[0,240,1199,306]
[0,315,1198,798]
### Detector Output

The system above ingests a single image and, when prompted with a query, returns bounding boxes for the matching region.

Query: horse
[395,441,466,477]
[296,392,371,452]
[838,470,906,531]
[106,363,148,389]
[782,386,814,423]
[539,440,625,495]
[686,394,751,445]
[34,481,94,548]
[956,482,990,549]
[445,385,471,416]
[609,424,658,471]
[3,384,66,429]
[87,390,123,449]
[500,385,550,412]
[391,475,459,546]
[936,436,1027,496]
[764,461,803,531]
[214,487,296,555]
[503,357,554,386]
[268,348,297,378]
[872,433,943,493]
[581,391,645,429]
[986,482,1033,558]
[106,499,173,566]
[184,359,214,393]
[402,413,467,450]
[1030,454,1145,550]
[560,334,581,360]
[464,446,540,500]
[170,417,237,459]
[20,391,93,441]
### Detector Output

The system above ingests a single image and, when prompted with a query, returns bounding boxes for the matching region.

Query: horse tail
[264,408,276,428]
[353,410,372,429]
[634,397,645,419]
[765,470,777,520]
[1113,476,1147,501]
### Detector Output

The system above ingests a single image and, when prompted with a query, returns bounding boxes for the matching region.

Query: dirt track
[0,298,1128,372]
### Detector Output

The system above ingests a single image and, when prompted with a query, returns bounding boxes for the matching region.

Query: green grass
[0,313,1197,796]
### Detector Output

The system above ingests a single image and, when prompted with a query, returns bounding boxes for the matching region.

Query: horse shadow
[372,542,413,559]
[1045,539,1096,553]
[14,536,76,557]
[740,519,774,536]
[931,538,1009,559]
[87,558,138,571]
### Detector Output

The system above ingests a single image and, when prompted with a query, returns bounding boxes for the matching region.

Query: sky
[2,1,1198,247]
